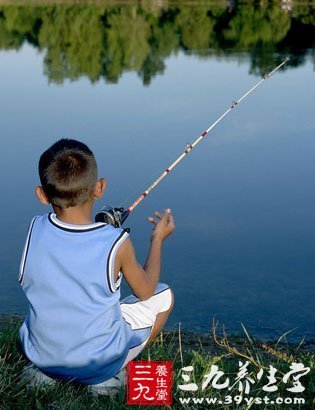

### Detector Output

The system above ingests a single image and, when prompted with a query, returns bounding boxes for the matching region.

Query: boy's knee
[154,282,174,313]
[168,288,174,311]
[164,287,174,314]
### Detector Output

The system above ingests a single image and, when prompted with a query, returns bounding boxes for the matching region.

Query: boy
[19,139,174,395]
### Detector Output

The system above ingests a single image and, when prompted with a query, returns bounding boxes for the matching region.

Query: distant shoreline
[1,313,314,354]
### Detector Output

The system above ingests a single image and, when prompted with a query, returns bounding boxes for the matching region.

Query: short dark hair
[39,139,98,208]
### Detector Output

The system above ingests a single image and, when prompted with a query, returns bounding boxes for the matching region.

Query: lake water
[0,3,314,343]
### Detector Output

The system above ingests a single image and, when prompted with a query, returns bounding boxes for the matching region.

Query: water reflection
[0,2,314,85]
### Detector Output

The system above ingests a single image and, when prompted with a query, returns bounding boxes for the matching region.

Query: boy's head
[37,139,105,209]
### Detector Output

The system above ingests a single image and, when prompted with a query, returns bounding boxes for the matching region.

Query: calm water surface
[0,3,314,342]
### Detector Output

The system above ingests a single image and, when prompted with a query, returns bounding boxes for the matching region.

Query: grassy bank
[0,315,314,409]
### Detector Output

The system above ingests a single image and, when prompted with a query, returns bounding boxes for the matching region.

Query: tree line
[0,3,314,84]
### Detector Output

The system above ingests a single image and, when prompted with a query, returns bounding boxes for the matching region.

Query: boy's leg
[145,289,174,344]
[119,282,174,368]
[89,283,173,396]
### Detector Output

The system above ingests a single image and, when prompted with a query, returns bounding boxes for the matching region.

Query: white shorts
[119,282,172,369]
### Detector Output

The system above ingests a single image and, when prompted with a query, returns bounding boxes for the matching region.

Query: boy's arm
[115,209,175,300]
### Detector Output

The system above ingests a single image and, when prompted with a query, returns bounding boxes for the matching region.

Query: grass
[0,316,314,409]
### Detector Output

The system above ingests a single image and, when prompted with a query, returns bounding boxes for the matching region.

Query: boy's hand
[148,209,175,242]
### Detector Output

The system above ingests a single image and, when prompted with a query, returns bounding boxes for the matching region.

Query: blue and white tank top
[18,212,132,384]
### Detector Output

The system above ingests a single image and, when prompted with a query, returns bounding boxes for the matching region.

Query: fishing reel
[95,205,129,230]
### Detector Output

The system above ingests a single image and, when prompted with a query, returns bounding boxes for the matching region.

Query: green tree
[0,3,313,84]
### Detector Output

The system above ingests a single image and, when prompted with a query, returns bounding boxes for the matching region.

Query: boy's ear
[35,186,50,205]
[93,178,106,200]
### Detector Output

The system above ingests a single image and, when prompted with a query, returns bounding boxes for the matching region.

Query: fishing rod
[95,58,289,227]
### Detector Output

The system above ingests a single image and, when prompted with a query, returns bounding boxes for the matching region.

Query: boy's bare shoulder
[116,235,135,262]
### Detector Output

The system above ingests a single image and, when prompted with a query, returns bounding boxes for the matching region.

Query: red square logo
[126,360,173,406]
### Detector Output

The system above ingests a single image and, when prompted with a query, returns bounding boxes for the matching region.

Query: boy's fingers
[148,217,158,225]
[164,209,172,223]
[150,209,173,227]
[161,208,171,220]
[167,213,175,228]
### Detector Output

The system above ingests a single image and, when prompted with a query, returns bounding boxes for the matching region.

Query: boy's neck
[52,201,95,225]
